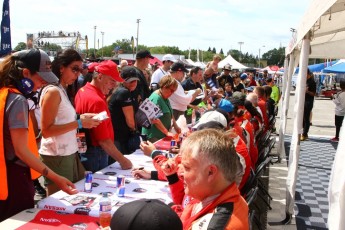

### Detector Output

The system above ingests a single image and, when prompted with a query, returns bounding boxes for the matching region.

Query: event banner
[0,0,11,56]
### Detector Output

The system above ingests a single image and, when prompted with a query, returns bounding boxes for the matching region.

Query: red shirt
[258,97,269,132]
[75,83,114,146]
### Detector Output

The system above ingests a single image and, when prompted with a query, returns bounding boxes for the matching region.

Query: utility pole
[93,26,97,57]
[238,41,244,61]
[136,19,141,55]
[101,31,104,58]
[258,45,265,68]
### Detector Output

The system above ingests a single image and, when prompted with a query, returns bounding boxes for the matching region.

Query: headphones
[15,77,34,95]
[9,74,37,104]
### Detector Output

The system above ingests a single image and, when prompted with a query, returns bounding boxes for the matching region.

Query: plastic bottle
[99,193,112,228]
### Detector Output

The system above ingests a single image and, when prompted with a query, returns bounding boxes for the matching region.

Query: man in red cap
[75,60,132,172]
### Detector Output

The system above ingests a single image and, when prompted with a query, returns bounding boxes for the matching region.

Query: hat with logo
[95,60,124,82]
[193,110,228,129]
[162,54,177,63]
[14,49,58,83]
[136,50,154,59]
[170,62,188,73]
[121,66,140,82]
[110,199,182,230]
[223,64,232,71]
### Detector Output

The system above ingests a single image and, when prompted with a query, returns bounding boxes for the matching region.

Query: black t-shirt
[233,83,245,92]
[108,86,139,141]
[133,67,150,103]
[181,78,203,105]
[305,77,316,102]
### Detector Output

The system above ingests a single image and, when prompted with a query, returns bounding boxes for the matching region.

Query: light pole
[136,19,141,55]
[101,31,104,58]
[238,41,244,60]
[93,26,97,57]
[258,45,265,68]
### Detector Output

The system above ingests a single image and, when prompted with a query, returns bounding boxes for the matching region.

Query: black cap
[170,62,188,73]
[136,50,154,59]
[110,199,182,230]
[121,66,140,82]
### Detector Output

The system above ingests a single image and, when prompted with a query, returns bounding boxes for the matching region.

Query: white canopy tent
[217,54,247,70]
[279,0,345,228]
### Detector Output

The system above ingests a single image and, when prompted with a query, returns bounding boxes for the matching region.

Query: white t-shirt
[334,91,345,116]
[150,68,168,85]
[168,80,193,112]
[39,85,78,156]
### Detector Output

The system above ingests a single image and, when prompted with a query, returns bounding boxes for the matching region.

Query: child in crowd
[331,79,345,142]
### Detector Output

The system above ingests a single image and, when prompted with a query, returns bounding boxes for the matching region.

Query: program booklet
[135,98,162,128]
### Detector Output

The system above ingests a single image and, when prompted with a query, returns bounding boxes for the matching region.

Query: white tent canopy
[287,0,345,59]
[218,54,247,70]
[280,0,345,228]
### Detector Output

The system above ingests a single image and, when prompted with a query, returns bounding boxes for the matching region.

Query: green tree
[212,47,216,54]
[14,42,27,51]
[207,47,211,52]
[262,47,285,66]
[220,48,224,55]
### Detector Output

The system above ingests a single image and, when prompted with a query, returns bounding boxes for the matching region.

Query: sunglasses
[70,66,83,74]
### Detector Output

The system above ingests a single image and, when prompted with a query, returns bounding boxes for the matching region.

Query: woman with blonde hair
[142,75,180,142]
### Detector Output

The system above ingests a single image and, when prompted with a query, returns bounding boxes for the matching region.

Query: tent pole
[285,32,311,218]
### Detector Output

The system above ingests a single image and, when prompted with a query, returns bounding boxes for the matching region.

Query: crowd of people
[0,49,283,229]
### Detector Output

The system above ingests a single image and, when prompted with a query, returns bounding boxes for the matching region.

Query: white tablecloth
[37,150,172,217]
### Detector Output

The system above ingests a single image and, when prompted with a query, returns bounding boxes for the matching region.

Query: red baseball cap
[87,62,99,73]
[95,60,124,82]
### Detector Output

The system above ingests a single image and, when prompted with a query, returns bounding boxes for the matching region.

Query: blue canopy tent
[323,62,345,73]
[294,60,338,74]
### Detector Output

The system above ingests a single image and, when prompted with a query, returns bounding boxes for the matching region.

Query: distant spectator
[168,62,201,120]
[150,54,177,86]
[232,73,245,93]
[182,66,204,124]
[217,64,233,90]
[134,50,153,103]
[301,69,316,141]
[266,77,280,104]
[330,79,345,142]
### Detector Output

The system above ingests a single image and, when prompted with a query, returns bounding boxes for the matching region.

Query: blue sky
[10,0,313,57]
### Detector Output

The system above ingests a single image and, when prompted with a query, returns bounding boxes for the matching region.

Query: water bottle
[99,193,112,228]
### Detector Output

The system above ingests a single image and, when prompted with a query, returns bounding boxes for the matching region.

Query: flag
[0,0,11,56]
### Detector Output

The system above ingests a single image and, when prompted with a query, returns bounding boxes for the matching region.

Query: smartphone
[140,134,148,143]
[93,111,109,121]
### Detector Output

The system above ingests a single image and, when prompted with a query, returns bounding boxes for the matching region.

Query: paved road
[277,91,335,138]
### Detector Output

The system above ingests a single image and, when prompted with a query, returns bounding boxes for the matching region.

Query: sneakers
[300,135,308,141]
[330,137,339,142]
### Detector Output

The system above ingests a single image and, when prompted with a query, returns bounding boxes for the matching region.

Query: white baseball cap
[193,110,228,129]
[162,54,177,63]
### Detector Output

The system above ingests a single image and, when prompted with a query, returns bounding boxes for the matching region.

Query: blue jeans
[80,146,108,173]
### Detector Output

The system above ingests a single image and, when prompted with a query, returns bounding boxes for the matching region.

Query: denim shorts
[80,146,108,173]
